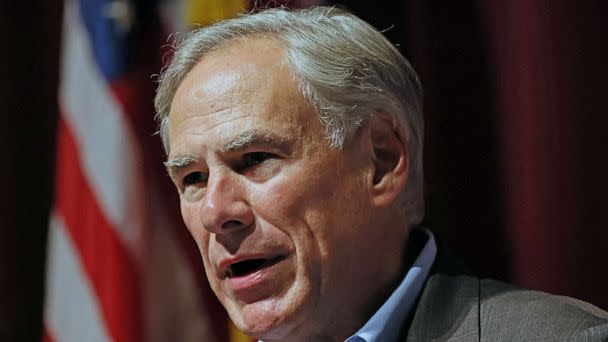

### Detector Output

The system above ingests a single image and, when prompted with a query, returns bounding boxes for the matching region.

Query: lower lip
[227,257,288,302]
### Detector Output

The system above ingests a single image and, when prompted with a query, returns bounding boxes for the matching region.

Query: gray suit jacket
[406,273,608,341]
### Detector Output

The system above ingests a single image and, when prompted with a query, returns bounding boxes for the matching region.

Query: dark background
[2,0,607,340]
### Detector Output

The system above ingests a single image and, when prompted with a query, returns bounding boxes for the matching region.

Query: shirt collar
[345,227,437,342]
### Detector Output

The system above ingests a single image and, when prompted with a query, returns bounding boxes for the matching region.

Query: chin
[227,289,313,340]
[230,301,290,339]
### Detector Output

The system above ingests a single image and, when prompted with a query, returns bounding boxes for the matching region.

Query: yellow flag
[186,0,248,27]
[229,320,253,342]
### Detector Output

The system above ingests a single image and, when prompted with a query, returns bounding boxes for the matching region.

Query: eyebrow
[164,155,198,178]
[220,130,288,153]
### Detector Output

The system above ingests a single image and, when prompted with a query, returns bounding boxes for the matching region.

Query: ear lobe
[368,114,409,207]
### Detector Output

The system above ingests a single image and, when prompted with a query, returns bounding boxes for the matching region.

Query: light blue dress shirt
[345,228,437,342]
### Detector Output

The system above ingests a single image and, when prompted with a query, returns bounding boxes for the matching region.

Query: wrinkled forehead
[166,37,325,155]
[170,40,285,113]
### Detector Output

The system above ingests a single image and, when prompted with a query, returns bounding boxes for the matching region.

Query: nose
[200,171,254,234]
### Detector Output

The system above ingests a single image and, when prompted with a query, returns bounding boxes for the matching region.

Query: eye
[242,152,276,169]
[182,172,207,187]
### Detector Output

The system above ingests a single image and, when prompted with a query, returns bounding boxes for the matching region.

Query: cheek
[180,201,210,253]
[250,177,302,222]
[180,201,197,234]
[254,167,335,214]
[252,171,340,257]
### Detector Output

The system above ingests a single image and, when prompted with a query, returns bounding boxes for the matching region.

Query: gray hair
[154,6,425,224]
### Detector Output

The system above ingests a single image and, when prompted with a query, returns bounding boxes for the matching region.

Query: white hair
[154,6,425,224]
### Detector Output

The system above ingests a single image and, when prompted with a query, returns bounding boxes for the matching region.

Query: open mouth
[228,255,286,278]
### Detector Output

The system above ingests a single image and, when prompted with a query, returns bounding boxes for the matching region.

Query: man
[154,6,608,341]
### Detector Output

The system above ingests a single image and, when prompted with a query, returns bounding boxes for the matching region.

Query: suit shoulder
[479,278,608,341]
[407,274,480,341]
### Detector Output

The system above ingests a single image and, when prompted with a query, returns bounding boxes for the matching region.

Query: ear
[368,113,409,208]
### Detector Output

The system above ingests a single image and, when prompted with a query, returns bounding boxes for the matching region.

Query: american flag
[42,0,233,341]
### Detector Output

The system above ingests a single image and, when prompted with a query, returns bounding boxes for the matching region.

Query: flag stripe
[54,116,141,342]
[43,328,57,342]
[60,0,144,256]
[44,213,111,342]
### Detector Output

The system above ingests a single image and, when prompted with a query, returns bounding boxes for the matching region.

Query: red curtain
[340,0,608,309]
[1,0,607,340]
[479,0,608,308]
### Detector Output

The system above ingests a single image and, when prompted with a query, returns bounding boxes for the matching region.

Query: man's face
[167,38,402,339]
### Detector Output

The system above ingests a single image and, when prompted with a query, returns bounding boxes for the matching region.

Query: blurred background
[1,0,607,341]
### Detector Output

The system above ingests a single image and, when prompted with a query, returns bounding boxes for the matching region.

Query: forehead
[167,38,322,155]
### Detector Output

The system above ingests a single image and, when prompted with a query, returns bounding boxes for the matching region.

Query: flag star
[104,0,134,34]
